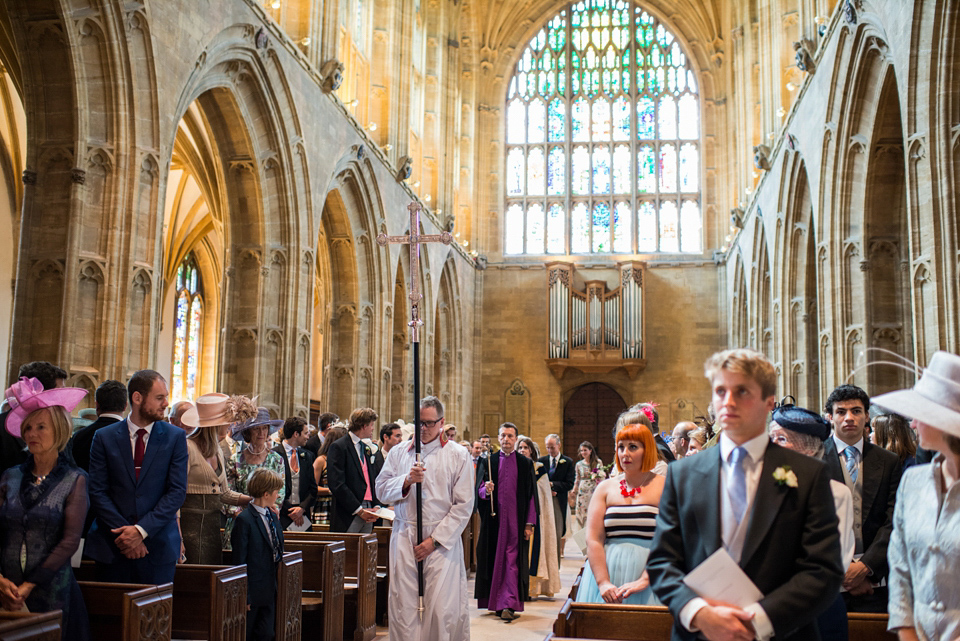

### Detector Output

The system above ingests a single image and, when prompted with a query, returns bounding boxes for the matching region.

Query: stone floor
[375,537,584,640]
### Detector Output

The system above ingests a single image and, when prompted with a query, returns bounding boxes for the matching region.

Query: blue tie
[844,446,859,483]
[729,447,747,524]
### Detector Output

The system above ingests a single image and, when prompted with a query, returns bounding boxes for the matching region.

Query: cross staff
[376,201,452,618]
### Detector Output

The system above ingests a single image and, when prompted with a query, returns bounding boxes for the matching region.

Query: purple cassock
[478,450,537,612]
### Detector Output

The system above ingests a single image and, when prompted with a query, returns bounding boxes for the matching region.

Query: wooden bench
[0,611,62,641]
[848,612,896,640]
[172,564,247,641]
[274,551,304,641]
[79,581,173,641]
[372,526,391,626]
[280,539,345,641]
[310,524,391,626]
[554,598,896,641]
[554,599,673,640]
[285,531,377,641]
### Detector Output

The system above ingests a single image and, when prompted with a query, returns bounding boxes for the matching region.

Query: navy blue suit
[232,506,283,640]
[86,419,187,584]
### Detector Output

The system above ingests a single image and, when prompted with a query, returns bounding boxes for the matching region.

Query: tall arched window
[172,255,203,402]
[504,1,702,255]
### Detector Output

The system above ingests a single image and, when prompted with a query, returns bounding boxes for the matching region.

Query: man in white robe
[375,396,474,641]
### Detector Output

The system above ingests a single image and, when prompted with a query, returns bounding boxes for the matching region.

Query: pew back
[282,539,345,641]
[172,565,247,641]
[0,611,62,641]
[79,581,172,641]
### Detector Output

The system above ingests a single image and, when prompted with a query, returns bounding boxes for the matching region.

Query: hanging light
[271,0,280,8]
[299,37,311,46]
[366,121,377,131]
[424,194,432,202]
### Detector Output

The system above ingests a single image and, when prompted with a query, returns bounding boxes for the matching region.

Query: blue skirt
[576,537,660,605]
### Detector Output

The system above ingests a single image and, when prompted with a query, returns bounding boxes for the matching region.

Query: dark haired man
[373,422,402,476]
[70,379,128,472]
[0,361,69,473]
[304,411,340,456]
[822,384,901,612]
[87,370,187,584]
[274,417,318,529]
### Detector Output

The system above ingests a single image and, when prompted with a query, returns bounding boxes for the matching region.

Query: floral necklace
[619,478,642,498]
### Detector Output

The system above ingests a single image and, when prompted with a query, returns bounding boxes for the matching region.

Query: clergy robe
[475,449,537,612]
[375,436,474,641]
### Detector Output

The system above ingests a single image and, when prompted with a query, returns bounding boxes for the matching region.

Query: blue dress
[0,453,90,640]
[576,503,660,605]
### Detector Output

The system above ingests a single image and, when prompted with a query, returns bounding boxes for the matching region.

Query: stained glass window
[504,1,702,255]
[172,254,203,402]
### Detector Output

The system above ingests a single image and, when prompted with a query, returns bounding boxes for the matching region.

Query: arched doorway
[562,383,627,465]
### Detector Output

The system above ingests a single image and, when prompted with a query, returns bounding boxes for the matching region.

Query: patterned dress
[576,503,660,605]
[0,453,90,640]
[572,459,604,529]
[222,449,286,549]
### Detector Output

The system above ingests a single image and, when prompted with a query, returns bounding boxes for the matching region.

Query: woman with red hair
[575,419,664,604]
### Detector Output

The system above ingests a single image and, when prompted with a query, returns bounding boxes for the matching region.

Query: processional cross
[376,201,452,617]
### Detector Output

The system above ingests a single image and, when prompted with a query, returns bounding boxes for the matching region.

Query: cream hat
[180,393,233,428]
[872,350,960,438]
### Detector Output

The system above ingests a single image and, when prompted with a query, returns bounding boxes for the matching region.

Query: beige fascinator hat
[180,393,234,428]
[872,350,960,438]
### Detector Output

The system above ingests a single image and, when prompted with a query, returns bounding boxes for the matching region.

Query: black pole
[412,340,425,611]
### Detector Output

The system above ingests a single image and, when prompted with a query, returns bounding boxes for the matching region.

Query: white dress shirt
[126,416,155,541]
[679,431,774,641]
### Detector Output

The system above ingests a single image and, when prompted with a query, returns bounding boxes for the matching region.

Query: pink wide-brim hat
[181,393,232,429]
[4,377,88,438]
[873,350,960,438]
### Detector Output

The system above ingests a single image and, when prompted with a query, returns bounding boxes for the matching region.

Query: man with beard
[86,370,188,584]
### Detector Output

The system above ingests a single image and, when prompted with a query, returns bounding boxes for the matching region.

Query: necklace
[32,474,48,486]
[619,478,642,498]
[246,443,268,456]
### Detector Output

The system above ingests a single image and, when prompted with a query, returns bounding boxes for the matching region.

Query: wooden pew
[553,599,673,640]
[79,581,173,641]
[172,564,247,641]
[285,531,377,641]
[219,549,304,641]
[281,539,345,641]
[309,523,391,626]
[0,611,62,641]
[554,598,896,641]
[848,613,896,641]
[275,551,304,641]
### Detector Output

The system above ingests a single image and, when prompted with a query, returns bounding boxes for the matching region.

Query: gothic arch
[433,257,462,425]
[169,26,312,411]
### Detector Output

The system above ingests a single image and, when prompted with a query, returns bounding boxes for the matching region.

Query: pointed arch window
[172,255,203,402]
[504,1,702,255]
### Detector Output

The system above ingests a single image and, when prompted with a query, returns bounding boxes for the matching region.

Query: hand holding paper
[683,548,764,608]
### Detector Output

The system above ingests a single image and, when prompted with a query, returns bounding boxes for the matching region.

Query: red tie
[134,429,147,480]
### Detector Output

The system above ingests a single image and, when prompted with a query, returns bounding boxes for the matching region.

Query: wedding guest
[223,406,285,548]
[872,413,917,472]
[576,423,662,605]
[518,436,560,598]
[180,394,254,563]
[312,425,347,526]
[872,351,960,641]
[570,441,605,531]
[0,378,89,639]
[670,421,696,460]
[686,428,708,456]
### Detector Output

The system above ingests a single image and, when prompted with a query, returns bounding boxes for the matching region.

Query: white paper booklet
[682,548,764,608]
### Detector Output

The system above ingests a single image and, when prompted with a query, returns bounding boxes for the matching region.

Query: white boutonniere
[773,466,798,488]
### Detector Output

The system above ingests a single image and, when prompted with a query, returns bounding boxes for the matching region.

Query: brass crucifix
[376,201,453,343]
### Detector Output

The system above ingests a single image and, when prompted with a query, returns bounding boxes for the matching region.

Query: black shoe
[501,608,517,621]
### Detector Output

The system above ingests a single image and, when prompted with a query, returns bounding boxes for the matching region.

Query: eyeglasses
[421,417,444,428]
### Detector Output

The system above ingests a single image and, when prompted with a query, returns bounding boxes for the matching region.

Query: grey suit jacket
[648,442,844,641]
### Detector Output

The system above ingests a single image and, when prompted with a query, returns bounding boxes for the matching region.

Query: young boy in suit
[232,469,285,641]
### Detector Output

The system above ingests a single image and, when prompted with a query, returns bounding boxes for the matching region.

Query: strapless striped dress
[575,504,660,605]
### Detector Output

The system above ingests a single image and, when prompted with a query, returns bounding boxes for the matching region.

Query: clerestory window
[504,1,702,255]
[172,254,203,402]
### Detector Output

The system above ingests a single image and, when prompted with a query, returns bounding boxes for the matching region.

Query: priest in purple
[476,422,537,622]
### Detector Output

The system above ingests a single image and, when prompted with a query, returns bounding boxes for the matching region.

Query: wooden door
[562,383,627,466]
